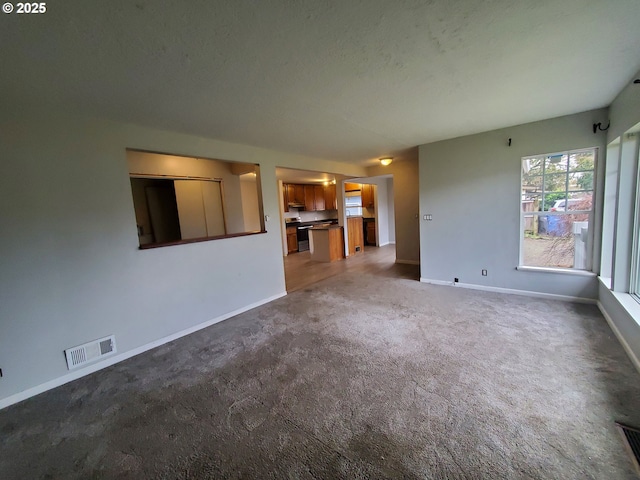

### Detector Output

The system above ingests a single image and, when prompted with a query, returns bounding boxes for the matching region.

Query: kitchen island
[308,225,344,262]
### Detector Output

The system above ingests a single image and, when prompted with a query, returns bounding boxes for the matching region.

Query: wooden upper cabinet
[324,184,336,210]
[304,185,316,211]
[283,183,334,211]
[283,184,305,208]
[292,184,305,204]
[361,183,374,208]
[314,185,325,211]
[344,182,361,192]
[283,184,289,212]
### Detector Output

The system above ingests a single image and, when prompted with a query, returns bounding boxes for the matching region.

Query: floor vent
[64,335,117,370]
[617,422,640,475]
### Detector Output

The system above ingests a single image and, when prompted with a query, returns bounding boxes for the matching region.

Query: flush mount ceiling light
[380,157,393,166]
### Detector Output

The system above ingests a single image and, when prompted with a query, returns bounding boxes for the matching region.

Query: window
[520,148,596,270]
[629,133,640,302]
[128,150,264,248]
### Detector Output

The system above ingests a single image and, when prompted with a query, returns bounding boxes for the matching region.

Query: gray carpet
[2,262,640,479]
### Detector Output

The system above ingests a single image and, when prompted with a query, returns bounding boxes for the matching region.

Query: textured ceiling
[1,0,639,165]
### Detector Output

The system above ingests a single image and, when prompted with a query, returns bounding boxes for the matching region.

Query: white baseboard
[396,259,420,265]
[420,278,452,286]
[0,291,287,411]
[419,278,596,304]
[378,241,390,247]
[597,301,640,375]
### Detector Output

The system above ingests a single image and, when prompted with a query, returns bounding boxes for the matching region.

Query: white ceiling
[276,167,335,185]
[2,0,639,165]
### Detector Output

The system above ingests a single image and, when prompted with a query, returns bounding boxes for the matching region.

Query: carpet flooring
[1,258,640,479]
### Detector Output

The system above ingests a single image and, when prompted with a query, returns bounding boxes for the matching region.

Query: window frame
[519,147,598,272]
[629,138,640,302]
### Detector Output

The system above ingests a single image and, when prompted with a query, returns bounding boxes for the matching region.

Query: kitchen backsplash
[284,209,337,222]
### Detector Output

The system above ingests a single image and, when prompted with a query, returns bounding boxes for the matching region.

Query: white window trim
[629,137,640,302]
[516,265,596,276]
[519,147,598,272]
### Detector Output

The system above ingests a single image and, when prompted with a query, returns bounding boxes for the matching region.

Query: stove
[285,217,338,252]
[285,216,301,227]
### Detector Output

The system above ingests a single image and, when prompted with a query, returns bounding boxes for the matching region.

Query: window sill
[599,278,640,326]
[516,265,596,277]
[598,276,612,289]
[139,230,267,249]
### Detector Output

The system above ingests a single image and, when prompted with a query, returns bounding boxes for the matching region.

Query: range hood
[288,201,306,209]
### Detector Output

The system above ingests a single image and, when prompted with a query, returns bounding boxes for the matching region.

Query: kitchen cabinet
[324,184,336,210]
[286,226,298,254]
[347,217,363,255]
[345,182,361,192]
[314,185,325,211]
[366,220,376,245]
[304,185,316,211]
[283,183,333,212]
[361,183,374,208]
[290,184,305,205]
[283,183,306,212]
[283,184,289,212]
[302,184,326,211]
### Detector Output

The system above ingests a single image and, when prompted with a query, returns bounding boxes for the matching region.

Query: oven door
[297,226,311,251]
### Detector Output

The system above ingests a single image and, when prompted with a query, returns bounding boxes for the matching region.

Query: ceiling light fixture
[380,157,393,166]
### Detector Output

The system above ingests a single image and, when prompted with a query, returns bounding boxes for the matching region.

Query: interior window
[127,150,264,248]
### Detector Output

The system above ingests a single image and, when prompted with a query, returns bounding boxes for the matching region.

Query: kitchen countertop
[310,224,342,230]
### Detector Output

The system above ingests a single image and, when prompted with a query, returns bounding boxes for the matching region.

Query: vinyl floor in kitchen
[284,244,403,292]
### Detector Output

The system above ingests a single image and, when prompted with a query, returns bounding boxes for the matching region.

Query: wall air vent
[64,335,117,370]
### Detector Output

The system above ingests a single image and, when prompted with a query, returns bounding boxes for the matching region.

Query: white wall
[419,109,608,299]
[374,181,390,246]
[367,155,419,264]
[239,174,262,232]
[387,178,396,244]
[608,72,640,143]
[0,109,366,407]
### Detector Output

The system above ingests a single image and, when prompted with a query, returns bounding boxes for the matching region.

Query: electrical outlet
[454,277,459,283]
[482,269,487,276]
[0,368,3,378]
